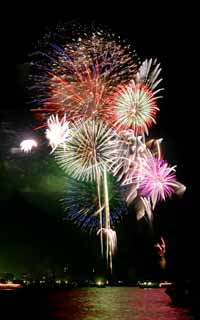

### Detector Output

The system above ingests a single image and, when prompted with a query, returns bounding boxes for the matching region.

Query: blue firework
[61,174,127,233]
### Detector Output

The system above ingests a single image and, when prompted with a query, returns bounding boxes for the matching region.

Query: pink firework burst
[138,156,177,208]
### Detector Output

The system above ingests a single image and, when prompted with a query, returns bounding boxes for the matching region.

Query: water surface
[46,287,193,320]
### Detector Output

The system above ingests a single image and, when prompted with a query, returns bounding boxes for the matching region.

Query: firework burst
[112,132,147,184]
[20,139,38,153]
[54,119,121,181]
[30,30,138,126]
[137,155,177,208]
[135,58,163,91]
[45,114,70,153]
[61,175,127,233]
[118,136,164,187]
[110,80,160,134]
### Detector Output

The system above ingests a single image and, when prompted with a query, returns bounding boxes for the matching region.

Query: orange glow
[0,282,23,290]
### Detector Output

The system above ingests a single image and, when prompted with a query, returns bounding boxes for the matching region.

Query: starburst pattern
[111,80,160,134]
[54,119,121,181]
[135,58,163,91]
[30,31,138,126]
[137,156,177,208]
[61,176,127,233]
[45,114,70,153]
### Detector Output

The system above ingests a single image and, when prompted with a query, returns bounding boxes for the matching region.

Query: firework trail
[97,227,117,273]
[154,237,166,256]
[97,228,117,255]
[103,166,112,271]
[154,237,166,269]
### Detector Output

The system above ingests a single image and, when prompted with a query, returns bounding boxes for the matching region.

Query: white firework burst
[20,139,37,153]
[54,119,121,181]
[135,58,163,92]
[45,114,70,153]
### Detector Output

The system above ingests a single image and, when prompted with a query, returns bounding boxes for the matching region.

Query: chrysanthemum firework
[110,80,160,134]
[61,175,127,233]
[106,59,163,134]
[137,155,177,208]
[54,119,121,181]
[30,30,138,126]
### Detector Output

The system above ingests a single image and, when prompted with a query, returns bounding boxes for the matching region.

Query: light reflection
[47,287,191,320]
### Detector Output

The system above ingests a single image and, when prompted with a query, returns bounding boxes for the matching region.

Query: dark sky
[0,3,197,279]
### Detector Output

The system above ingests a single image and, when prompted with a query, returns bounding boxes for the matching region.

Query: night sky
[0,3,197,280]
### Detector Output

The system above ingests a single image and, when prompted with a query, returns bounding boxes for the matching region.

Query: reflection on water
[47,287,193,320]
